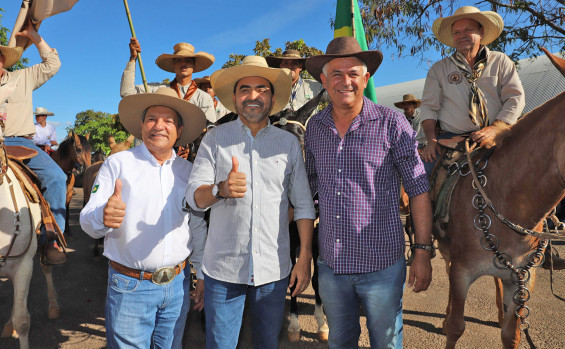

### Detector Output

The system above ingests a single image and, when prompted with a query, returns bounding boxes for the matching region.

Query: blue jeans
[318,257,406,349]
[204,273,289,349]
[4,137,67,231]
[105,265,191,349]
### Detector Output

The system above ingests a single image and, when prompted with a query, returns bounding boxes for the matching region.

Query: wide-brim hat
[118,87,207,146]
[266,49,306,68]
[210,55,292,115]
[394,94,421,108]
[306,36,383,83]
[433,6,504,48]
[193,76,211,88]
[155,43,215,73]
[33,107,54,116]
[0,46,23,69]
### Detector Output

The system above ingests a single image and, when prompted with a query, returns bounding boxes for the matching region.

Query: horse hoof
[48,307,60,319]
[288,330,300,342]
[1,327,16,339]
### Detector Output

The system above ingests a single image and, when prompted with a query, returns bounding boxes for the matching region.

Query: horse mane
[57,135,75,159]
[77,134,92,154]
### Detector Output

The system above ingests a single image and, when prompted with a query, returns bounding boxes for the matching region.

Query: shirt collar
[139,142,176,166]
[318,96,380,128]
[235,115,272,137]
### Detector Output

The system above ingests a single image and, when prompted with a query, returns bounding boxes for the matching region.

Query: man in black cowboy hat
[394,94,426,147]
[266,49,325,113]
[304,36,433,348]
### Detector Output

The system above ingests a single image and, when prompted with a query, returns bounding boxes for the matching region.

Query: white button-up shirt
[33,123,57,146]
[80,143,207,277]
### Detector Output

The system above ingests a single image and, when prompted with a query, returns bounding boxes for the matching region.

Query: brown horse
[437,82,565,347]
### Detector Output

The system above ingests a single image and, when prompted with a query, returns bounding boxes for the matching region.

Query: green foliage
[222,39,324,79]
[357,0,565,62]
[68,110,131,155]
[0,8,29,70]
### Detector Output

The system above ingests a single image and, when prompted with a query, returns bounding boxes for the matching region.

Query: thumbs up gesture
[103,179,127,228]
[223,156,247,199]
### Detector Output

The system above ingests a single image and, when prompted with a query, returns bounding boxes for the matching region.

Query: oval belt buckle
[151,266,176,285]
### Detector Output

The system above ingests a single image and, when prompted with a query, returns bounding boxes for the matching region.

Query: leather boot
[41,243,67,265]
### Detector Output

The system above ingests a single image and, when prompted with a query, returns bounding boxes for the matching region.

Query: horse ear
[108,136,117,149]
[68,131,73,138]
[74,132,80,144]
[85,133,90,140]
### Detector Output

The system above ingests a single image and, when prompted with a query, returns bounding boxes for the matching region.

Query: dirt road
[1,188,564,348]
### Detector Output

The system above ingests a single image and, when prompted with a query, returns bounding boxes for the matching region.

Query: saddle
[5,146,67,250]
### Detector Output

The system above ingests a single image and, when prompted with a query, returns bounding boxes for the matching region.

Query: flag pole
[351,0,356,38]
[122,0,149,93]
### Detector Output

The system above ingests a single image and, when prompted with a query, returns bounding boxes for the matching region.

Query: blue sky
[1,1,498,143]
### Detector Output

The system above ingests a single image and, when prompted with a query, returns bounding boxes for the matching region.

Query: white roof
[374,53,565,115]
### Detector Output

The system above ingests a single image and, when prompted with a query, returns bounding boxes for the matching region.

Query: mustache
[242,99,264,108]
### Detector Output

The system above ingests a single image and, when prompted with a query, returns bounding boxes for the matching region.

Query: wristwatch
[212,182,226,199]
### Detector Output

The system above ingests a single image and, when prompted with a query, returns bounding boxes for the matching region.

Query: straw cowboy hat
[210,55,292,115]
[33,107,55,116]
[305,36,383,83]
[266,49,307,68]
[155,43,215,73]
[0,45,23,69]
[193,76,211,88]
[394,94,421,109]
[432,6,504,48]
[118,87,206,146]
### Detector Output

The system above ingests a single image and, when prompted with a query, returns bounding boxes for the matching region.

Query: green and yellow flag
[334,0,378,103]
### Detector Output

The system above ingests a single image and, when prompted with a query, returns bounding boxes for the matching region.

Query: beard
[235,98,272,123]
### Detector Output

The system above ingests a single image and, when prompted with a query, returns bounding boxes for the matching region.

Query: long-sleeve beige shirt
[420,48,525,134]
[286,77,325,115]
[1,49,61,137]
[120,60,216,123]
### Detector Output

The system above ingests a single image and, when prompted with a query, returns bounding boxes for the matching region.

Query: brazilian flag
[334,0,378,103]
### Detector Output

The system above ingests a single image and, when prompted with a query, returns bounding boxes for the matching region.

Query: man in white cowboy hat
[186,55,315,348]
[304,36,433,348]
[420,6,525,176]
[80,87,207,349]
[266,49,325,113]
[194,75,228,121]
[1,21,67,265]
[121,38,217,123]
[32,107,58,152]
[394,94,426,147]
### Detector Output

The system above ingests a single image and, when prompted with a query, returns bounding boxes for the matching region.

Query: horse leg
[444,263,473,349]
[2,260,33,349]
[494,277,504,326]
[40,264,60,319]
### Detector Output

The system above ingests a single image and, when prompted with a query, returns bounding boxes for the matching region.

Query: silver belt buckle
[151,266,176,285]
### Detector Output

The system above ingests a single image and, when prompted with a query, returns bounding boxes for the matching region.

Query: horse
[82,134,134,258]
[0,127,61,349]
[436,51,565,348]
[50,132,91,236]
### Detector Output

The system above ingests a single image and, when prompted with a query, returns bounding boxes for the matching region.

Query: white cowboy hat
[433,6,504,48]
[33,107,54,116]
[210,55,292,115]
[155,43,215,73]
[118,87,207,146]
[0,46,23,69]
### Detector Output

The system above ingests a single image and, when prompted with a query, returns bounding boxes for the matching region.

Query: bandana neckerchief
[170,79,198,101]
[213,98,218,109]
[449,46,489,128]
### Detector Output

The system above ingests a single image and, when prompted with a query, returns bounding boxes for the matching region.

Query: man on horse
[304,36,433,348]
[0,22,67,265]
[121,38,217,123]
[420,6,525,176]
[32,107,58,153]
[395,94,426,148]
[186,55,316,348]
[80,87,207,348]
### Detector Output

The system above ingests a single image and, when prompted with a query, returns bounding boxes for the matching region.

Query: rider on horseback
[32,107,58,154]
[0,22,66,265]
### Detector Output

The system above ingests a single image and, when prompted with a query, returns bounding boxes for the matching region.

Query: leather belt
[109,259,187,285]
[6,136,33,140]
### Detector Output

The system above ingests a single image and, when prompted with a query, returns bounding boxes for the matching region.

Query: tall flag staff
[334,0,378,103]
[122,0,149,93]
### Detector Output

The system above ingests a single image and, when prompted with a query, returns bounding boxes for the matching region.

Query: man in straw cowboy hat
[394,94,427,147]
[32,106,58,152]
[121,38,217,123]
[266,49,325,113]
[80,87,208,349]
[1,21,67,265]
[186,55,315,348]
[194,75,228,121]
[420,6,525,176]
[304,36,433,348]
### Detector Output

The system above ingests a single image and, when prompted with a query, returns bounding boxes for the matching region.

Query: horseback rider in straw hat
[32,107,58,153]
[186,55,315,348]
[420,6,525,177]
[394,94,427,147]
[121,38,217,123]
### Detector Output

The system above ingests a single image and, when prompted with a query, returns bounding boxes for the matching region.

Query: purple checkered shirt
[305,97,429,274]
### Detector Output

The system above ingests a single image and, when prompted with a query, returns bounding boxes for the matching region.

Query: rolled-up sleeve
[80,160,115,239]
[288,137,316,221]
[186,129,217,211]
[496,55,525,124]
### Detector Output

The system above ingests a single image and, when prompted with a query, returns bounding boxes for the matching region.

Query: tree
[222,39,323,79]
[356,0,565,62]
[69,110,131,154]
[0,8,29,70]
